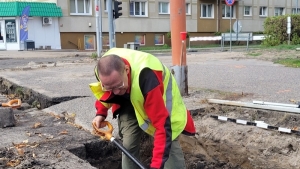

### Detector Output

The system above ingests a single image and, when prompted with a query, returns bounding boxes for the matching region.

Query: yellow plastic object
[92,121,114,141]
[1,99,21,109]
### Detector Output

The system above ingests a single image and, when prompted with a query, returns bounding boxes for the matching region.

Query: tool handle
[92,121,113,141]
[1,99,21,109]
[112,139,147,169]
[92,121,147,169]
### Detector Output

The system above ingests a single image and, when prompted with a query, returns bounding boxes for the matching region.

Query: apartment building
[0,0,298,50]
[58,0,300,50]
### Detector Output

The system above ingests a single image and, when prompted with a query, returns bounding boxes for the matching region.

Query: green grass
[274,58,300,68]
[140,45,170,51]
[264,44,299,50]
[90,52,98,59]
[139,43,300,52]
[247,52,262,57]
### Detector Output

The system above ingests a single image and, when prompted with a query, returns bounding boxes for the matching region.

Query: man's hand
[93,115,106,128]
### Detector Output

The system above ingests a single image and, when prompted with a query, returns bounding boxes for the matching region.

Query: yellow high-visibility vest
[90,48,187,140]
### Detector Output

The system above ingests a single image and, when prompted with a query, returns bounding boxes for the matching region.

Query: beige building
[57,0,300,49]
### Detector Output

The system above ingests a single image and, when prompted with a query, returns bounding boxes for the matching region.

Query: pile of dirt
[182,104,300,169]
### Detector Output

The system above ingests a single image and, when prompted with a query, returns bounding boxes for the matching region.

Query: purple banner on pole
[20,6,30,42]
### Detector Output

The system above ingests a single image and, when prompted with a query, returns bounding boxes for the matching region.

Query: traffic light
[113,1,122,19]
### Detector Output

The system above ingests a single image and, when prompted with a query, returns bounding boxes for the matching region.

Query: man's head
[97,54,129,95]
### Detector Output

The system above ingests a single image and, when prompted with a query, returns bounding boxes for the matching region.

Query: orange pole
[170,0,186,66]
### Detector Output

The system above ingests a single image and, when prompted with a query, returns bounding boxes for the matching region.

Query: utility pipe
[253,100,300,108]
[217,0,219,32]
[208,99,300,114]
[170,0,188,96]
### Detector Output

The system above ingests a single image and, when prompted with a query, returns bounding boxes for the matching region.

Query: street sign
[233,20,242,33]
[225,0,235,6]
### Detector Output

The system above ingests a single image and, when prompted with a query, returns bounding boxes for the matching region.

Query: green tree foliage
[263,15,300,46]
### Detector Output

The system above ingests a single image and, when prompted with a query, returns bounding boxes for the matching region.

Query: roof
[0,2,63,17]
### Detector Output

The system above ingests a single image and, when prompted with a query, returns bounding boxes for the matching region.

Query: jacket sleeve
[145,87,172,169]
[95,100,109,117]
[139,68,171,169]
[90,82,111,117]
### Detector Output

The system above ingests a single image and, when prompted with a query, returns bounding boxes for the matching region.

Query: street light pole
[98,0,103,55]
[95,0,100,57]
[108,0,114,48]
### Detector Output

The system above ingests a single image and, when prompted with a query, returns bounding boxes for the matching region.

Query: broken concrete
[1,49,300,169]
[0,108,15,128]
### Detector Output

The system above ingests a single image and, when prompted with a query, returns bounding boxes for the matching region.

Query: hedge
[263,15,300,46]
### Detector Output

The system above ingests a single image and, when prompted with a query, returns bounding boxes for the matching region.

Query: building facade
[0,0,63,51]
[1,0,298,50]
[58,0,300,50]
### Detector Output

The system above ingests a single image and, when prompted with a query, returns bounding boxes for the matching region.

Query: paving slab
[0,63,96,98]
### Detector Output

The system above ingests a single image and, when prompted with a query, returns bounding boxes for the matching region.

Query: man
[89,48,196,169]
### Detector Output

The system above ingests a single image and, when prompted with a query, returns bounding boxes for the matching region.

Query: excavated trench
[0,77,237,169]
[2,77,300,169]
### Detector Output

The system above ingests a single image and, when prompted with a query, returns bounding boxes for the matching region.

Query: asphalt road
[188,58,300,104]
[1,50,299,126]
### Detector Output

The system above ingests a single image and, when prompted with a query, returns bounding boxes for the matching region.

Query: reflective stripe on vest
[140,64,172,131]
[91,48,187,140]
[166,72,173,116]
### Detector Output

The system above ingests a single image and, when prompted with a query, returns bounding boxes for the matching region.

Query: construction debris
[208,99,300,114]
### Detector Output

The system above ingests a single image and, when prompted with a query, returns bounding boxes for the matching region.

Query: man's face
[99,67,129,95]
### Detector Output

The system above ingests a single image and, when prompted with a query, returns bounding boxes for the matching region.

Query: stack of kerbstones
[0,94,16,128]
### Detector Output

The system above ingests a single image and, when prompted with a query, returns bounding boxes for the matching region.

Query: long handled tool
[1,99,21,109]
[92,121,147,169]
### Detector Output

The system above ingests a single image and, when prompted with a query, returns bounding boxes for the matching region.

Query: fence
[189,34,265,51]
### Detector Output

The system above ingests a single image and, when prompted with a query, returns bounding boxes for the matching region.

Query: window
[104,0,108,11]
[159,2,169,14]
[130,1,147,16]
[292,8,300,14]
[244,6,252,16]
[201,4,213,18]
[134,34,145,45]
[274,7,284,16]
[222,4,234,18]
[186,3,191,15]
[102,35,109,46]
[259,7,267,16]
[154,34,164,45]
[84,35,95,50]
[70,0,92,15]
[5,20,16,43]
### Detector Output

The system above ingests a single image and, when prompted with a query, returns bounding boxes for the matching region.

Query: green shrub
[253,31,264,35]
[291,33,300,45]
[214,32,222,36]
[91,52,98,59]
[263,15,300,46]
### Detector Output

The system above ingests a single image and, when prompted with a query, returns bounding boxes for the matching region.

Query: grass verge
[274,58,300,68]
[247,51,262,57]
